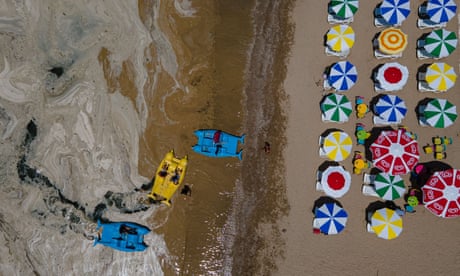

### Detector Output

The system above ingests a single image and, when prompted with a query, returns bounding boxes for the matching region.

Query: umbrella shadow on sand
[317,160,340,172]
[362,126,394,160]
[365,200,402,223]
[370,64,383,82]
[416,64,431,80]
[415,97,434,121]
[320,128,345,139]
[371,32,381,50]
[409,161,452,189]
[312,196,343,214]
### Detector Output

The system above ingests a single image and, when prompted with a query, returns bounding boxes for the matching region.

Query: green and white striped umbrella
[424,98,457,128]
[321,93,353,123]
[423,29,458,58]
[330,0,359,19]
[374,172,406,200]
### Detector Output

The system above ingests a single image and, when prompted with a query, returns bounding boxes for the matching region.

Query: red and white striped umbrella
[370,129,419,175]
[423,169,460,218]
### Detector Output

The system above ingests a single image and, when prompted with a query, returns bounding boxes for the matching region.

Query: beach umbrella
[374,94,407,123]
[426,0,457,24]
[374,172,406,200]
[380,0,411,26]
[320,166,352,198]
[330,0,359,19]
[371,208,403,240]
[321,131,353,161]
[378,27,408,55]
[423,98,457,128]
[315,202,348,234]
[327,61,358,91]
[423,169,460,218]
[423,29,458,59]
[321,93,353,122]
[424,62,457,91]
[326,24,355,53]
[370,129,420,175]
[375,62,409,91]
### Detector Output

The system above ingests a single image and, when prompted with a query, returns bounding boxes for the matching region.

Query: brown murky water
[100,0,293,274]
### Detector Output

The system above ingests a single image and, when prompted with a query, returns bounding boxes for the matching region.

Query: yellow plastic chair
[435,152,447,160]
[423,145,433,154]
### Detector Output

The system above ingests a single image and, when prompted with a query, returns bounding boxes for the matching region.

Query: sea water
[0,0,292,275]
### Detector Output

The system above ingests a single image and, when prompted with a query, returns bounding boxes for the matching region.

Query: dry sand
[277,0,460,275]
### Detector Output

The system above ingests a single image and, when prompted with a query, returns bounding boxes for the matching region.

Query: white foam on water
[0,0,192,274]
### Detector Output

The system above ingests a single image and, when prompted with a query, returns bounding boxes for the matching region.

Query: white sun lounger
[373,115,401,126]
[367,223,375,233]
[362,185,379,197]
[313,218,321,229]
[319,147,327,158]
[363,173,375,184]
[417,19,446,29]
[418,81,437,92]
[316,181,324,192]
[325,46,349,58]
[416,48,433,60]
[328,14,353,24]
[374,50,403,60]
[418,117,429,126]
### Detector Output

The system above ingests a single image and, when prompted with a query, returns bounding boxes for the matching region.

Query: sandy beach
[277,0,460,275]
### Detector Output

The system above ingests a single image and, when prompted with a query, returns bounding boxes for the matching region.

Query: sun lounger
[316,170,323,181]
[316,181,324,191]
[313,218,320,228]
[374,7,401,28]
[417,18,446,29]
[363,173,375,184]
[319,147,327,158]
[367,223,374,233]
[373,115,401,126]
[327,14,353,24]
[362,185,379,197]
[321,113,346,123]
[418,116,429,126]
[374,50,402,60]
[416,48,433,60]
[325,46,349,58]
[323,79,333,91]
[418,81,437,92]
[319,136,324,146]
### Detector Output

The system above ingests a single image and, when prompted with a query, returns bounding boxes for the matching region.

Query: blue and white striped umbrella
[315,202,348,235]
[374,94,407,123]
[327,61,358,91]
[380,0,411,26]
[426,0,457,24]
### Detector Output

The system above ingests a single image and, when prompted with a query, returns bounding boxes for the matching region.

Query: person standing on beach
[263,142,271,154]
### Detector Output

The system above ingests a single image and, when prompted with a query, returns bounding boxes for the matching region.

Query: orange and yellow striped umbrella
[378,27,408,55]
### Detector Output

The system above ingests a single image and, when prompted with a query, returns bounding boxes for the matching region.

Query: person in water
[181,184,192,196]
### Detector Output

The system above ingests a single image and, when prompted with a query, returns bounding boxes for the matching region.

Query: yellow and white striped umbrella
[321,131,353,161]
[327,24,355,52]
[378,27,408,55]
[425,62,457,92]
[371,208,403,240]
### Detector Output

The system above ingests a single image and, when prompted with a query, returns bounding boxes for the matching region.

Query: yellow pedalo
[148,150,188,206]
